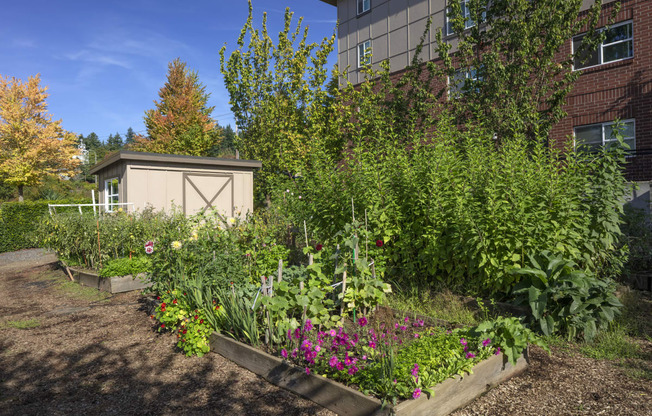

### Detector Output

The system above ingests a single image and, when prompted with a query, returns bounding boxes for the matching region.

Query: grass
[385,287,479,325]
[0,318,40,330]
[580,324,640,361]
[34,269,111,302]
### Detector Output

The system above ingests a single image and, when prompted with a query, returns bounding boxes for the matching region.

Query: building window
[448,67,479,98]
[573,21,633,70]
[574,119,635,153]
[358,40,372,68]
[105,178,119,211]
[357,0,370,15]
[446,0,484,35]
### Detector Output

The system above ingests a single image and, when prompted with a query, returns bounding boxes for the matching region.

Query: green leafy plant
[473,316,547,365]
[99,256,151,278]
[510,251,622,342]
[216,286,260,347]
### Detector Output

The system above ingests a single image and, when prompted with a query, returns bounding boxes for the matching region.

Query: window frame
[572,20,634,71]
[447,67,480,98]
[358,40,372,68]
[573,119,636,154]
[446,0,484,36]
[104,177,119,212]
[357,0,371,16]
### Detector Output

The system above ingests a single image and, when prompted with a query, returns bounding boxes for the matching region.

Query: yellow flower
[171,240,182,250]
[227,217,236,226]
[190,231,198,241]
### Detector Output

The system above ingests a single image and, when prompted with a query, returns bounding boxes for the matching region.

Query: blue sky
[0,0,337,142]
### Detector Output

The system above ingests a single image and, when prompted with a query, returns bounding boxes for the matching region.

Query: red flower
[376,240,384,247]
[173,299,177,305]
[183,329,187,334]
[161,303,166,307]
[182,338,186,342]
[183,293,187,296]
[194,315,199,320]
[161,307,166,312]
[160,324,165,329]
[157,296,161,300]
[200,319,204,324]
[315,244,323,251]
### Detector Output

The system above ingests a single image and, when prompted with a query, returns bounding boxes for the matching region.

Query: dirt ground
[1,253,651,416]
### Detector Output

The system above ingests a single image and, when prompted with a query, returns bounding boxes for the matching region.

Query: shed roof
[89,150,262,175]
[319,0,336,5]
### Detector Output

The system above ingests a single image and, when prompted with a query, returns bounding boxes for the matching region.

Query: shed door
[183,173,234,218]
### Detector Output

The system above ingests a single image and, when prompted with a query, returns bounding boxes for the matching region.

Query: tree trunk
[18,184,24,202]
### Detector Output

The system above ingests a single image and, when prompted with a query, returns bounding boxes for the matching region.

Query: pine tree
[132,58,220,156]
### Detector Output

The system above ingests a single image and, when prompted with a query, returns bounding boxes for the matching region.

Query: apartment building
[319,0,651,211]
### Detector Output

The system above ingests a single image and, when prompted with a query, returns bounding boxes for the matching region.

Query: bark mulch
[1,257,650,415]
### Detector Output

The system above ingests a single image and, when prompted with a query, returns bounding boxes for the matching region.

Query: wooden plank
[209,332,528,416]
[68,267,151,293]
[209,333,387,416]
[393,349,529,416]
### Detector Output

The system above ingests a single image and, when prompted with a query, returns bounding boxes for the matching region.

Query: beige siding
[125,161,254,218]
[334,0,617,83]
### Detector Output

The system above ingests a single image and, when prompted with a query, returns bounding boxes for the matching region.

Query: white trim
[104,177,119,212]
[357,0,370,15]
[446,0,483,36]
[572,20,634,71]
[358,40,372,68]
[573,119,636,154]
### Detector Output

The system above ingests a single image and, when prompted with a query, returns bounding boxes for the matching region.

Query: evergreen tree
[132,58,220,156]
[106,132,124,151]
[125,127,135,146]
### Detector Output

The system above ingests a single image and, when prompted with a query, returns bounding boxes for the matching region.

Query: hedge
[0,199,90,253]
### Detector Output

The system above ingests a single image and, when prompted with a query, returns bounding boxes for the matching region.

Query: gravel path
[0,257,650,415]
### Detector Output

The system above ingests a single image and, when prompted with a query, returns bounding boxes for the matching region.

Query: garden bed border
[67,266,151,293]
[209,332,529,416]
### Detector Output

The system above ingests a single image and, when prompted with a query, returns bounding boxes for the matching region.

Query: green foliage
[220,0,336,199]
[99,256,152,278]
[473,316,547,366]
[0,319,40,330]
[216,286,260,347]
[38,208,174,269]
[437,0,616,141]
[385,289,479,326]
[621,205,652,277]
[511,251,623,342]
[579,323,641,361]
[0,199,88,253]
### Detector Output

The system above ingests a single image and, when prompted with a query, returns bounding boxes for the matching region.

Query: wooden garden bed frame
[67,266,152,293]
[209,332,529,416]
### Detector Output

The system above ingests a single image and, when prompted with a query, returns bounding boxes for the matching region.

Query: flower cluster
[144,240,154,255]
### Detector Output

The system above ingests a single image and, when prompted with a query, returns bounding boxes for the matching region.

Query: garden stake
[365,209,368,261]
[303,220,309,248]
[277,259,283,283]
[261,276,269,345]
[299,280,307,321]
[96,219,102,269]
[340,262,347,316]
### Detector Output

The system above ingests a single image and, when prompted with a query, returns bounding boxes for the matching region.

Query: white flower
[227,217,236,226]
[145,246,154,255]
[171,241,182,250]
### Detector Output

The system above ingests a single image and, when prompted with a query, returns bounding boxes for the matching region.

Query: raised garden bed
[67,266,151,294]
[209,332,529,416]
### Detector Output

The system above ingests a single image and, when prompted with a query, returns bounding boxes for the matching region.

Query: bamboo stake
[365,209,368,261]
[277,259,283,283]
[303,220,309,248]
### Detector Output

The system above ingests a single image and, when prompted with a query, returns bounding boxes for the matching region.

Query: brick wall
[550,0,652,181]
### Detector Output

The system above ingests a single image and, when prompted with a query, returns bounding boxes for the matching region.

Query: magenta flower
[292,348,298,358]
[358,317,368,327]
[336,362,344,371]
[411,363,419,377]
[305,367,311,375]
[466,352,476,359]
[314,345,321,352]
[460,338,467,346]
[329,329,336,337]
[348,366,359,375]
[412,388,421,399]
[404,317,409,323]
[482,338,491,347]
[400,325,407,331]
[495,347,501,355]
[329,356,339,367]
[281,349,288,359]
[414,333,420,338]
[304,319,313,332]
[369,341,376,349]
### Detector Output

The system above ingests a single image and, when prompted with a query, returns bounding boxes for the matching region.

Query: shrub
[99,256,152,278]
[0,199,88,253]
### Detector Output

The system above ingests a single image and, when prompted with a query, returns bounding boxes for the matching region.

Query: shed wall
[97,161,127,210]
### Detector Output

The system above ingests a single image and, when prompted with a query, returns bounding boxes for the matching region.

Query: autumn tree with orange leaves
[131,58,220,156]
[0,74,80,202]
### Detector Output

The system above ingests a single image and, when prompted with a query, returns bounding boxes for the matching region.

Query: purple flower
[305,367,311,375]
[414,333,420,338]
[495,347,501,355]
[369,341,376,349]
[413,388,421,399]
[304,319,313,332]
[329,329,336,337]
[281,349,288,359]
[294,328,301,340]
[460,338,467,346]
[314,345,321,352]
[358,317,368,327]
[482,338,491,347]
[411,363,419,377]
[362,355,367,360]
[466,352,476,359]
[348,366,359,375]
[292,348,298,358]
[329,356,339,367]
[400,325,407,331]
[404,317,409,323]
[336,362,344,371]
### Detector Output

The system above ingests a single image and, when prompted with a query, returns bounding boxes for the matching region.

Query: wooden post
[277,259,283,283]
[371,258,376,279]
[308,254,313,266]
[303,220,309,248]
[340,262,347,316]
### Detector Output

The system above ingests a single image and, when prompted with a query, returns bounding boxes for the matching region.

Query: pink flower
[414,333,420,338]
[466,352,476,359]
[411,363,419,377]
[281,349,288,359]
[329,329,336,337]
[368,341,376,349]
[400,325,407,331]
[145,246,154,254]
[495,347,501,355]
[305,367,311,375]
[336,362,344,371]
[404,317,409,323]
[145,240,154,247]
[482,338,491,347]
[314,345,321,352]
[329,356,339,367]
[358,317,368,327]
[460,338,467,346]
[413,388,421,399]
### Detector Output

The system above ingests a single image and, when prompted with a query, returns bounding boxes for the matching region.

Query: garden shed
[89,151,261,218]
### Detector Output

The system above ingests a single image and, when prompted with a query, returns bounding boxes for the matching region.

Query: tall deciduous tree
[437,0,615,142]
[0,74,79,201]
[220,0,335,199]
[132,58,220,156]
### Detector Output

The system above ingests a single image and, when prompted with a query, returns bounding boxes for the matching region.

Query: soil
[1,254,651,416]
